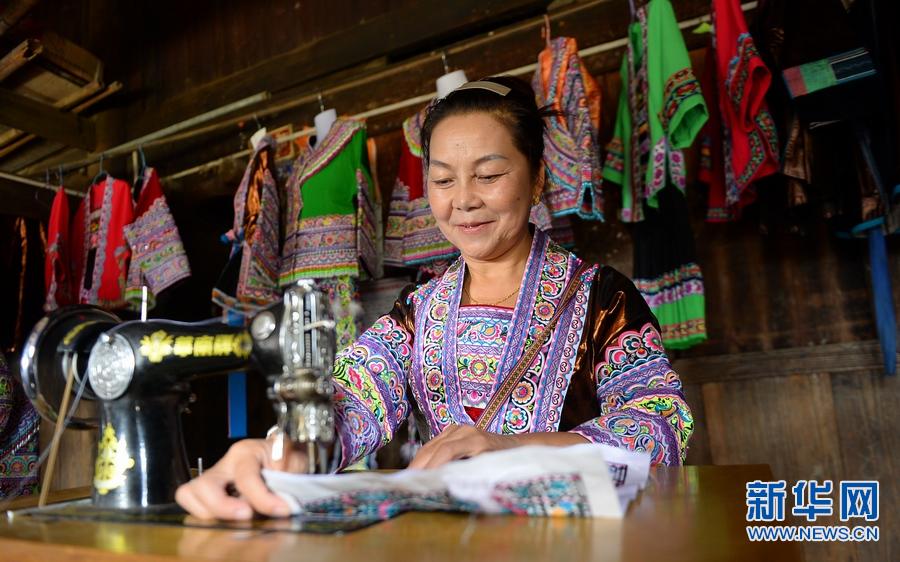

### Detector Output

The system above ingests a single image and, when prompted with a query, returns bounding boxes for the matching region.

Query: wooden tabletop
[0,464,804,562]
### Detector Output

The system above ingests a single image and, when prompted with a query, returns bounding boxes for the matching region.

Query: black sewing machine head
[19,281,336,513]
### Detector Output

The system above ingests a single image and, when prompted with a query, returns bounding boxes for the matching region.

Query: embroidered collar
[291,118,364,187]
[411,229,597,435]
[402,107,428,158]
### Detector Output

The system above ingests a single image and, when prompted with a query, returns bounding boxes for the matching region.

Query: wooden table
[0,465,804,562]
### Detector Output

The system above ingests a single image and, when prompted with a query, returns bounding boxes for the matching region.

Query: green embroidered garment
[280,118,381,284]
[603,0,708,223]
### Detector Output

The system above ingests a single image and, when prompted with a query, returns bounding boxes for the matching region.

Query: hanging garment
[330,229,693,469]
[603,0,708,223]
[280,119,381,347]
[384,107,460,270]
[533,36,604,220]
[0,351,39,499]
[44,186,72,311]
[631,186,707,349]
[212,136,281,315]
[699,0,780,221]
[280,118,380,283]
[123,167,191,311]
[71,176,135,309]
[602,0,708,350]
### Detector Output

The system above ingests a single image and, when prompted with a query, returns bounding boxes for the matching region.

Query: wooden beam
[674,340,899,384]
[128,0,551,138]
[0,87,95,150]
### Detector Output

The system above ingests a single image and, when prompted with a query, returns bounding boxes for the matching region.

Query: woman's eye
[431,178,453,187]
[477,174,502,183]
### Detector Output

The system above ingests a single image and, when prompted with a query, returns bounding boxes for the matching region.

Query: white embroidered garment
[263,443,650,520]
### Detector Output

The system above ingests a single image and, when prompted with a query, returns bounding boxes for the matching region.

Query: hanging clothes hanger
[249,113,268,150]
[435,52,468,99]
[313,92,337,145]
[90,154,108,186]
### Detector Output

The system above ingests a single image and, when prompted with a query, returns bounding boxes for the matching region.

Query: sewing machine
[18,281,337,513]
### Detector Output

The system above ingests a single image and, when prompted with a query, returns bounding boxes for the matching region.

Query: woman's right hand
[175,437,307,520]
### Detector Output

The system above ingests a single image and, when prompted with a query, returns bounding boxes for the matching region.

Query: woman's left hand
[408,424,591,470]
[408,424,512,469]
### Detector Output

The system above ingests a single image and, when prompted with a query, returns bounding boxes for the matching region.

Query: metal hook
[253,113,262,130]
[440,51,450,75]
[138,145,147,171]
[317,92,325,113]
[628,0,636,19]
[45,169,50,186]
[57,165,63,186]
[98,153,105,174]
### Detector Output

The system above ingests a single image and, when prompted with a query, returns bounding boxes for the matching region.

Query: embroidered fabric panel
[533,37,604,220]
[410,230,595,438]
[124,196,191,310]
[570,323,694,466]
[0,354,39,498]
[633,262,707,349]
[281,214,358,280]
[456,306,513,413]
[332,314,414,469]
[401,197,459,265]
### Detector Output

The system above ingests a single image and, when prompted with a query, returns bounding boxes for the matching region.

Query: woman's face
[426,112,539,264]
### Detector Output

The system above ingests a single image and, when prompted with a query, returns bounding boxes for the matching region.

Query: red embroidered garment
[44,186,72,311]
[701,0,779,220]
[71,176,135,309]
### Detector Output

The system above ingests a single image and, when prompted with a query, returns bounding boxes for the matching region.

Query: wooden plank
[830,371,900,562]
[34,32,102,86]
[130,0,552,137]
[682,383,712,465]
[674,340,899,384]
[0,87,95,150]
[702,373,853,562]
[0,39,42,82]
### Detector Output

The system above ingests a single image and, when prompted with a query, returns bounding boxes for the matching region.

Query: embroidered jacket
[533,36,604,220]
[212,136,281,315]
[279,118,381,283]
[603,0,708,222]
[700,0,779,221]
[44,186,72,311]
[330,229,693,468]
[123,167,191,310]
[71,176,135,309]
[384,106,460,271]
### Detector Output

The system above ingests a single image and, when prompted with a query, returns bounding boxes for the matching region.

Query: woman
[176,76,693,520]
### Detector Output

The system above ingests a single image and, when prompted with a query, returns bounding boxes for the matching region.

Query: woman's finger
[233,453,293,518]
[178,471,254,520]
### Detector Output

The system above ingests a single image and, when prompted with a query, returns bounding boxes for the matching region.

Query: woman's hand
[408,424,510,469]
[175,437,307,520]
[408,424,590,470]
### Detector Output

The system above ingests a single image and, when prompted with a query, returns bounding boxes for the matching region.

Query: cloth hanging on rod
[603,0,708,350]
[44,186,72,311]
[0,351,39,499]
[70,176,134,309]
[123,167,191,311]
[603,0,708,223]
[699,0,779,222]
[279,118,381,346]
[212,136,281,316]
[532,36,603,220]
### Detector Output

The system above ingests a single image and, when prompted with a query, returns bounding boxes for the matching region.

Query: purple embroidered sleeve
[569,322,694,466]
[332,313,413,469]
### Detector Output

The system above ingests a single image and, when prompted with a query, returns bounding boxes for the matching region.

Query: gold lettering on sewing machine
[94,423,135,495]
[137,330,252,361]
[139,330,174,363]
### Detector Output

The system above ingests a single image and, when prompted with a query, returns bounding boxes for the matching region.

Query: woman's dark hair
[421,75,552,178]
